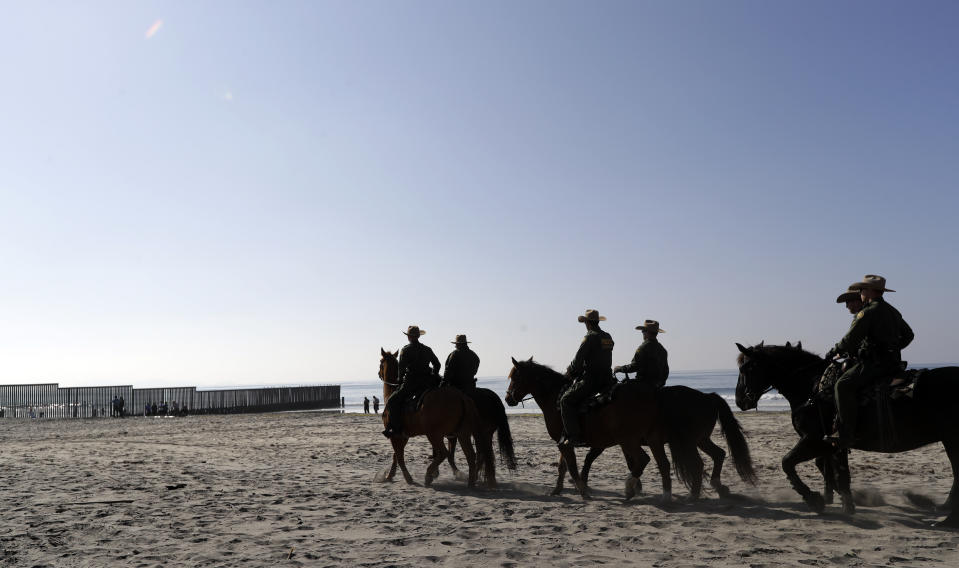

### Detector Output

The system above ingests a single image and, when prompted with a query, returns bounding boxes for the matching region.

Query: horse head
[736,341,824,410]
[379,348,398,384]
[505,356,564,406]
[735,341,772,411]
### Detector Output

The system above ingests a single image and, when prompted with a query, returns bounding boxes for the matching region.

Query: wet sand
[1,411,958,566]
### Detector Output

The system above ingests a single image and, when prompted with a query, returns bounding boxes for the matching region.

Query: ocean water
[338,368,789,415]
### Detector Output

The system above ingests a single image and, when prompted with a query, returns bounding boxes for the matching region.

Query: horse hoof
[805,492,826,514]
[842,501,856,515]
[824,491,834,505]
[715,484,730,499]
[625,477,639,501]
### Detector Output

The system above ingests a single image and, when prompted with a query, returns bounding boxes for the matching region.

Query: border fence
[0,383,341,419]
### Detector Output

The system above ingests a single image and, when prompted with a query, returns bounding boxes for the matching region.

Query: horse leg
[581,447,605,488]
[930,439,959,527]
[782,436,832,513]
[446,436,468,481]
[480,429,497,489]
[649,443,672,502]
[815,456,835,505]
[621,442,650,501]
[391,437,415,485]
[446,436,459,473]
[938,439,959,512]
[385,453,398,482]
[699,438,729,498]
[551,453,567,496]
[457,433,479,489]
[833,449,855,515]
[424,434,448,487]
[558,445,588,499]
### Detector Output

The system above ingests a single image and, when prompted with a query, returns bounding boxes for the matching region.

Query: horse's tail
[668,438,704,491]
[490,395,517,471]
[712,393,757,485]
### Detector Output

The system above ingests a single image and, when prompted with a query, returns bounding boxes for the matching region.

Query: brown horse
[505,357,705,500]
[378,349,487,488]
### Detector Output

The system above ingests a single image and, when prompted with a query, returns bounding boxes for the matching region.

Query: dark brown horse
[378,349,488,488]
[444,386,517,488]
[504,357,708,500]
[579,380,758,499]
[736,341,959,527]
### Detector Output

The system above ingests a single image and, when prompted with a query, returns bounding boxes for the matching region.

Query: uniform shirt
[835,297,913,366]
[620,339,669,387]
[398,342,441,385]
[567,329,615,384]
[444,347,480,389]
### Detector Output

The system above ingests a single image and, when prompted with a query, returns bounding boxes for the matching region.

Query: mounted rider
[441,334,480,392]
[825,275,914,450]
[383,325,442,439]
[614,319,669,388]
[558,309,615,448]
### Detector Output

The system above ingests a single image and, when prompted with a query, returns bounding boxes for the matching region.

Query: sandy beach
[2,410,958,567]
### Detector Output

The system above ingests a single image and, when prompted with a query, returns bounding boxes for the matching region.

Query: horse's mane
[737,342,824,367]
[515,359,567,385]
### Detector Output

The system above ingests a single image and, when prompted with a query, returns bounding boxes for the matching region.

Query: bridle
[378,359,401,387]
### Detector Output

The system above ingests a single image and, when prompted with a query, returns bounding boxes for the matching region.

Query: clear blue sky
[1,1,957,387]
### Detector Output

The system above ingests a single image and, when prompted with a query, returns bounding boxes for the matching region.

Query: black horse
[735,341,959,527]
[446,387,517,487]
[506,357,755,500]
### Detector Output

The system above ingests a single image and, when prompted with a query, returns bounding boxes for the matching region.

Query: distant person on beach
[151,402,158,416]
[614,320,669,388]
[383,325,441,438]
[372,396,379,414]
[172,401,180,415]
[824,275,914,450]
[441,334,479,392]
[559,310,615,448]
[363,397,370,413]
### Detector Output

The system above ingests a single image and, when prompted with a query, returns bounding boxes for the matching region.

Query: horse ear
[393,350,398,357]
[785,341,791,348]
[736,343,748,354]
[528,356,534,363]
[796,341,802,350]
[758,340,765,348]
[511,357,518,365]
[381,347,386,356]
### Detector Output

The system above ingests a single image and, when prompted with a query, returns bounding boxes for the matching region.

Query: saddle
[572,380,622,414]
[815,361,923,405]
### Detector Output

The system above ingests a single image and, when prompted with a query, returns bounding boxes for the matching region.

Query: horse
[579,379,757,499]
[505,357,717,500]
[444,386,517,488]
[735,341,959,527]
[378,349,488,488]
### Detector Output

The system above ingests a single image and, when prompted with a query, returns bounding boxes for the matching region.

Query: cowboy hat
[451,334,471,344]
[577,309,606,323]
[836,285,860,303]
[635,319,665,333]
[403,325,426,336]
[848,274,895,293]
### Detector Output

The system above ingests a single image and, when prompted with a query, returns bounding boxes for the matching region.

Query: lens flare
[145,19,163,39]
